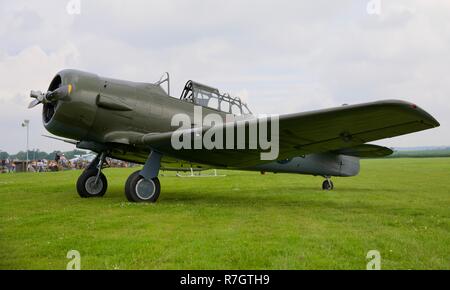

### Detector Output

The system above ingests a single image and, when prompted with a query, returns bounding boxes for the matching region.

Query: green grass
[0,158,449,270]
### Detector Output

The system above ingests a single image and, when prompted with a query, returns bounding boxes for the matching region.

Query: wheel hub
[135,178,156,200]
[85,176,104,195]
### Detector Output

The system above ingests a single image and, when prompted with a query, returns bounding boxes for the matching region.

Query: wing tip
[376,99,440,128]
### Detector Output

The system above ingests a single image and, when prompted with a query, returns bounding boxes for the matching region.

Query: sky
[0,0,449,153]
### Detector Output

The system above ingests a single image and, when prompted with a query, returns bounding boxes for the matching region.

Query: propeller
[28,84,72,109]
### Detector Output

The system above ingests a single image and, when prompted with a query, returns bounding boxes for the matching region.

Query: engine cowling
[40,70,100,141]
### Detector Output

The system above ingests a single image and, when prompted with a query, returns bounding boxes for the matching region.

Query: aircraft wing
[136,100,439,167]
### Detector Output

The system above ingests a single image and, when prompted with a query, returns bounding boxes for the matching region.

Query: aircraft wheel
[322,180,334,191]
[125,170,161,203]
[76,169,108,198]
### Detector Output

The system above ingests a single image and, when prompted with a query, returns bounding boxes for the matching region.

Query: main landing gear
[76,150,163,203]
[322,176,334,191]
[125,171,161,202]
[125,150,163,203]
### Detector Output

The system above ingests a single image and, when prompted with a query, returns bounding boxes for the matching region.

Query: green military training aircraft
[29,70,440,202]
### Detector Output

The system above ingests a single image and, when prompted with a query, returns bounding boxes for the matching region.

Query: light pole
[21,120,30,172]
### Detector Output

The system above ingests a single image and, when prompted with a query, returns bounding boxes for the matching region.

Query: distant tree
[36,151,49,160]
[48,151,59,160]
[13,151,27,161]
[0,151,9,160]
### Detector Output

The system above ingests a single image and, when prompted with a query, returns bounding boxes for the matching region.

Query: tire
[125,170,161,203]
[322,180,334,191]
[76,169,108,198]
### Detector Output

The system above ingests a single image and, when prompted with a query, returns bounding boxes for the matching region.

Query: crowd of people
[1,153,134,173]
[0,158,16,173]
[26,158,70,172]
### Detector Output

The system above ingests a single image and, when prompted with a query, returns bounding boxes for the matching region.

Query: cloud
[0,44,79,153]
[0,0,449,153]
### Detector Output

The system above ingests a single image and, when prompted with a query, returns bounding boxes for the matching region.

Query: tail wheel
[76,169,108,198]
[125,170,161,203]
[322,180,334,191]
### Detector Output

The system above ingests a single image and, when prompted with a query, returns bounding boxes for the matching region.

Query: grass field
[0,158,449,270]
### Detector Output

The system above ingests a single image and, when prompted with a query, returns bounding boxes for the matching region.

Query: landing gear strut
[125,150,162,203]
[76,153,108,198]
[322,176,334,191]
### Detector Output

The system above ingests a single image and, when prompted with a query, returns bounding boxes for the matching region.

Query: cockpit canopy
[180,81,252,116]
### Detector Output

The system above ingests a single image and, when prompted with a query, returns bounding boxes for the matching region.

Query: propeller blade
[30,90,44,101]
[28,99,41,109]
[29,90,45,109]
